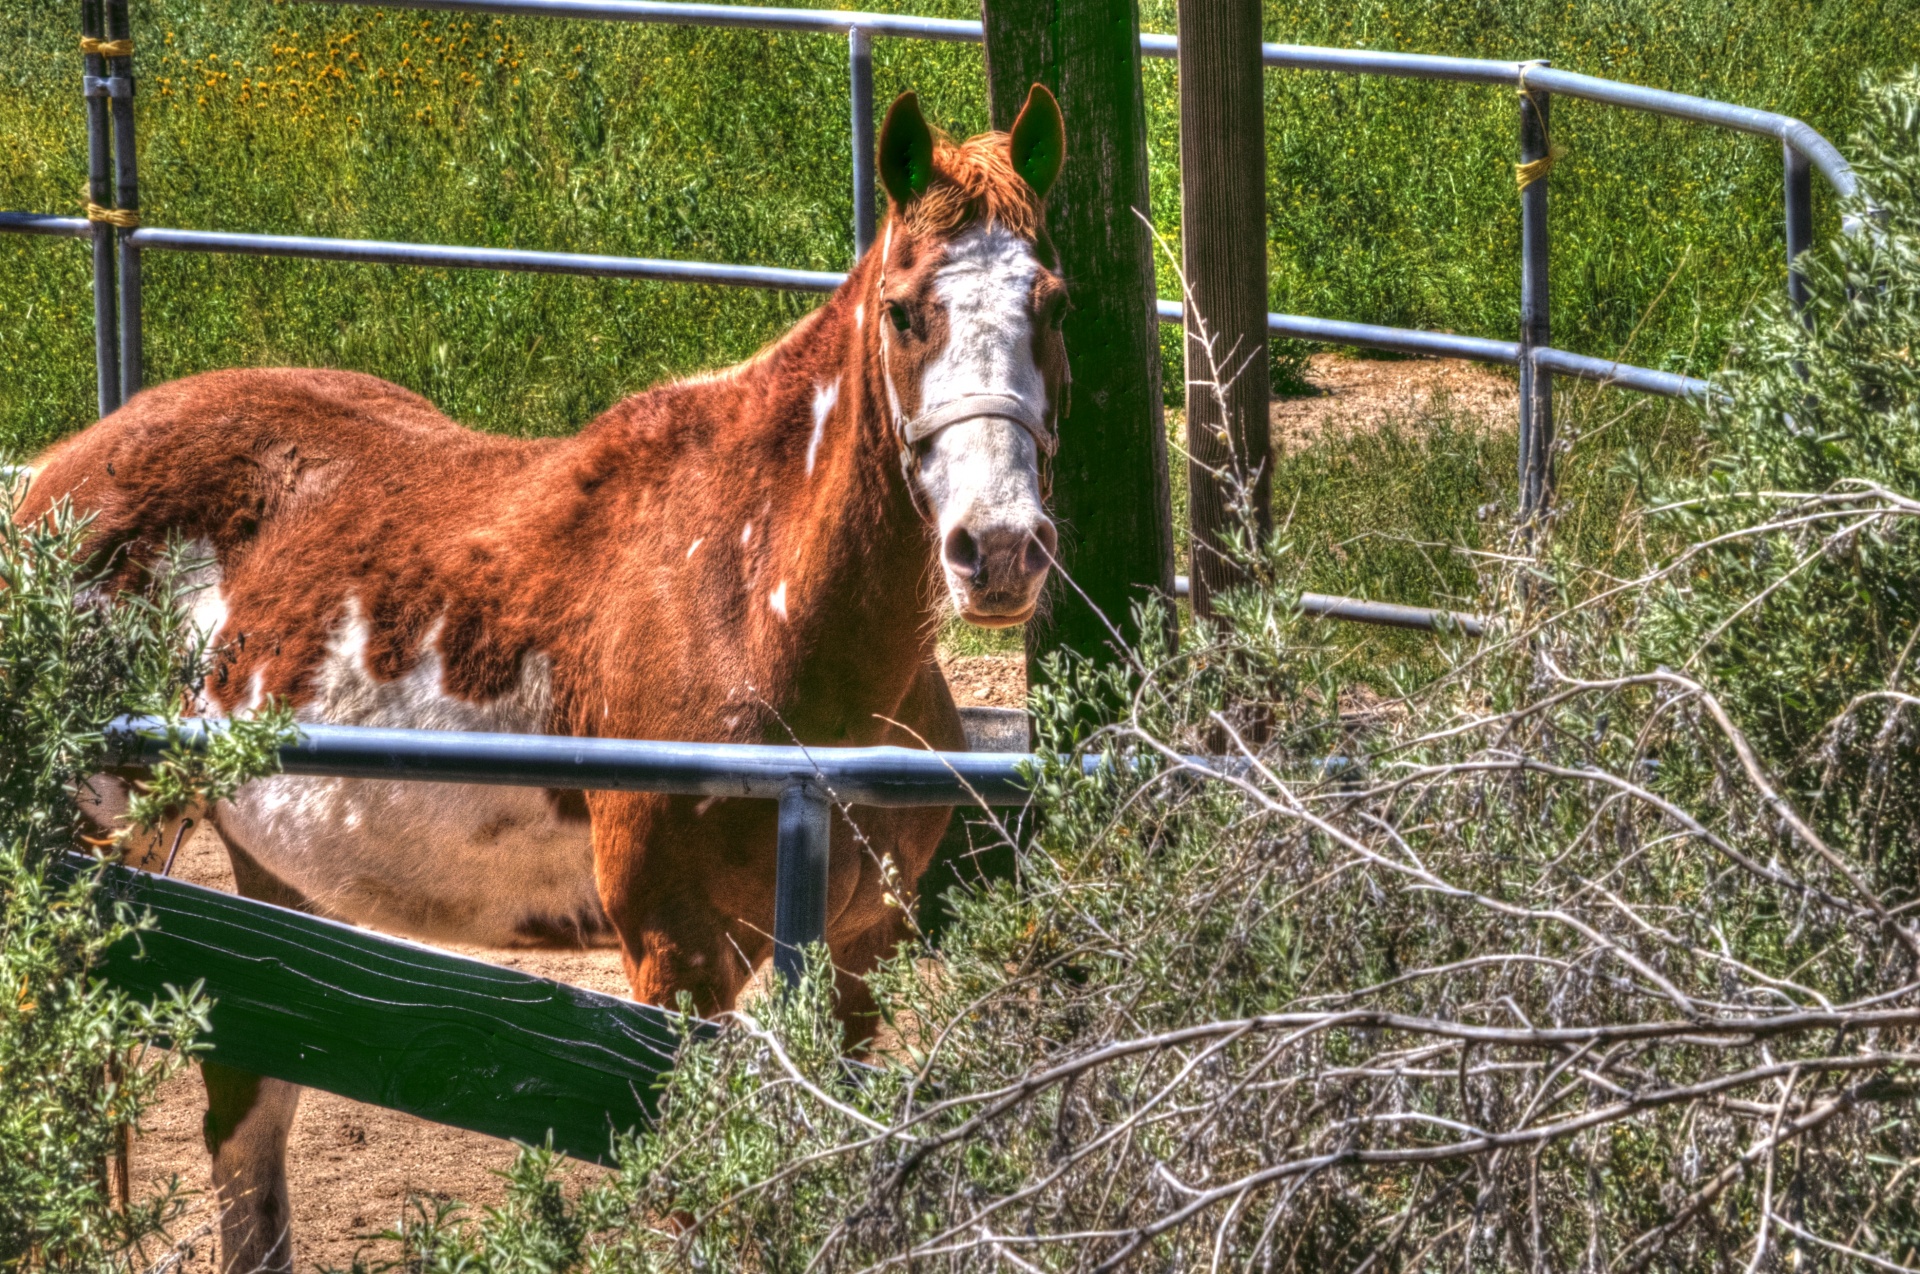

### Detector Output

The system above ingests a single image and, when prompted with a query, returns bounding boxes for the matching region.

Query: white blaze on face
[912,224,1051,603]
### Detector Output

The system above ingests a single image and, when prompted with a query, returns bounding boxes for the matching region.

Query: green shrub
[0,489,287,1272]
[1645,67,1920,853]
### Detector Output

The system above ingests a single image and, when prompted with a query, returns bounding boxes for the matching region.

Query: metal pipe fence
[107,715,1078,982]
[0,0,1856,626]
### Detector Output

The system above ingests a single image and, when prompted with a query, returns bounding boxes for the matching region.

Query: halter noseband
[899,392,1056,462]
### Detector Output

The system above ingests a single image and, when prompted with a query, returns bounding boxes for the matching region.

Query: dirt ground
[128,824,632,1274]
[1270,352,1516,446]
[941,652,1027,709]
[125,357,1494,1273]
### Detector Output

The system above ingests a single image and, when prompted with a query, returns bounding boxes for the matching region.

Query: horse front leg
[593,793,770,1017]
[202,1061,301,1274]
[824,801,954,1046]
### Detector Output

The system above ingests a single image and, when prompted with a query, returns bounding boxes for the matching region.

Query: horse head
[868,86,1067,629]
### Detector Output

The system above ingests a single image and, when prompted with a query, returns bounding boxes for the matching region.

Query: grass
[6,0,1917,454]
[1153,369,1699,684]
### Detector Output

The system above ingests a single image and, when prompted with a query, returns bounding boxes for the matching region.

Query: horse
[16,86,1068,1274]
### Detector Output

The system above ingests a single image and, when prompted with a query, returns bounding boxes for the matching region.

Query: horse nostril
[1025,520,1059,576]
[943,526,983,580]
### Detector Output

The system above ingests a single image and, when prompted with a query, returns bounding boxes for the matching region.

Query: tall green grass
[0,0,990,452]
[5,0,1916,458]
[2,0,1912,673]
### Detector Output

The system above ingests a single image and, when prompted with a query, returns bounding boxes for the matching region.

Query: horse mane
[903,130,1044,241]
[673,131,1040,391]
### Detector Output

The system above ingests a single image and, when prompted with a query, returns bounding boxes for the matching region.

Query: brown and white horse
[17,87,1067,1274]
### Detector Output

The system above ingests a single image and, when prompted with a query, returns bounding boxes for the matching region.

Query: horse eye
[888,301,912,333]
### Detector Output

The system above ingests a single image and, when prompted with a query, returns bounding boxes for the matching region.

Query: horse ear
[1008,84,1064,201]
[878,92,936,207]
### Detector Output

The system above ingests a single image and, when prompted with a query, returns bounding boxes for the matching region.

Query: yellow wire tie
[80,37,134,56]
[1513,68,1566,192]
[1515,143,1566,191]
[85,203,140,229]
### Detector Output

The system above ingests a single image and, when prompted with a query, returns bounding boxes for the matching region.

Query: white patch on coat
[912,223,1051,549]
[768,581,788,621]
[854,303,864,331]
[174,538,229,647]
[741,522,753,546]
[242,668,266,713]
[686,537,704,560]
[213,600,607,947]
[806,379,839,477]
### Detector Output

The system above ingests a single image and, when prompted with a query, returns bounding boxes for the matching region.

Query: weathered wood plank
[981,0,1175,673]
[1177,0,1273,616]
[60,855,687,1163]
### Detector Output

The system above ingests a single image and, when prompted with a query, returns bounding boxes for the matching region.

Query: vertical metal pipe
[82,0,119,415]
[848,26,876,259]
[1784,140,1813,323]
[105,0,141,399]
[772,780,832,986]
[1517,71,1553,523]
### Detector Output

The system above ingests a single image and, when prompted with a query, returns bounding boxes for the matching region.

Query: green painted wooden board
[59,855,689,1163]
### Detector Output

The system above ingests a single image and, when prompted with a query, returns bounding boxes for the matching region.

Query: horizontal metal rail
[0,219,1706,400]
[317,0,1854,195]
[109,715,1048,807]
[313,0,984,40]
[1156,300,1709,399]
[1171,576,1487,635]
[124,226,846,291]
[0,211,92,239]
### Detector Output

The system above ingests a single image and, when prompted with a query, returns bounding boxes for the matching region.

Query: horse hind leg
[202,1061,301,1274]
[79,776,313,1273]
[200,814,313,1274]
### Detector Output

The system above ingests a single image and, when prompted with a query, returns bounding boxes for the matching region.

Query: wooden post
[1177,0,1271,616]
[981,0,1174,674]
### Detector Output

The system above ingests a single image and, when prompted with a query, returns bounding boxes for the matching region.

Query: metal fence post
[105,0,141,399]
[1784,140,1813,322]
[772,779,831,986]
[81,0,119,416]
[1518,65,1553,524]
[848,25,876,259]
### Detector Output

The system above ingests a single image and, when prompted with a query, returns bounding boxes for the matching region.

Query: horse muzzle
[943,517,1056,628]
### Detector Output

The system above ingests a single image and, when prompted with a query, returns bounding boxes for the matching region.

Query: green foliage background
[4,0,1918,455]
